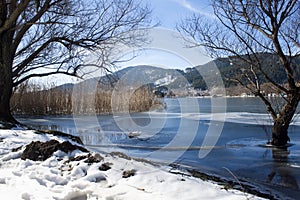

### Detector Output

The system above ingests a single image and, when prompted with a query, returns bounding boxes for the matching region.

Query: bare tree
[0,0,151,123]
[178,0,300,146]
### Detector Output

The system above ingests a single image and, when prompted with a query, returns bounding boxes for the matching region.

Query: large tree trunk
[0,66,15,123]
[271,94,300,146]
[0,83,15,123]
[0,32,17,123]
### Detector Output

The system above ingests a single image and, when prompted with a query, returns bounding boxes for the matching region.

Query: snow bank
[0,128,264,200]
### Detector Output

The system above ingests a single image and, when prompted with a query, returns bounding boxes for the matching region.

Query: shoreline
[0,123,265,199]
[88,144,286,200]
[170,164,283,200]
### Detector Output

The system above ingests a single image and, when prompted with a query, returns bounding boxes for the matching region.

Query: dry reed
[11,81,160,116]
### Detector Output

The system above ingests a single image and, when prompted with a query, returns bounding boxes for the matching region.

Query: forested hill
[187,53,300,90]
[55,53,299,92]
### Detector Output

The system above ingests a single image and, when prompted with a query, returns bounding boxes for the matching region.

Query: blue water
[19,97,300,199]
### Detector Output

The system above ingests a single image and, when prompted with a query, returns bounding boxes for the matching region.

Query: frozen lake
[19,97,300,199]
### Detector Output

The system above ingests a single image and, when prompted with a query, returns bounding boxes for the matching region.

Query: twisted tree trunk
[271,93,300,146]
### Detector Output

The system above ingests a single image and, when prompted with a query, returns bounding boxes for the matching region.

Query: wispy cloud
[171,0,214,18]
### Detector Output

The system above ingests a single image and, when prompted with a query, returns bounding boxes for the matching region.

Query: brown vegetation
[11,82,159,116]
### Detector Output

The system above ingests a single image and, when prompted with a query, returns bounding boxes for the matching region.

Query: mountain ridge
[55,53,300,96]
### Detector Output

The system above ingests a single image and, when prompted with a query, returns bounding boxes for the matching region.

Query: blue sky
[117,0,215,71]
[149,0,213,28]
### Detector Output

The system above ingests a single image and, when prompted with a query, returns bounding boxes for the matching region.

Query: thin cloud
[172,0,215,18]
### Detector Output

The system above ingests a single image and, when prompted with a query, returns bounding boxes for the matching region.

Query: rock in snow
[21,140,88,161]
[0,126,265,200]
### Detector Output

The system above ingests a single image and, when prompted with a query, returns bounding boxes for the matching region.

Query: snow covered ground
[0,126,264,200]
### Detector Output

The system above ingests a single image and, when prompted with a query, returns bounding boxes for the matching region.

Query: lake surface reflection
[18,97,300,199]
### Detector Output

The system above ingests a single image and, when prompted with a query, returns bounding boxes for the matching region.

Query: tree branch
[0,0,31,34]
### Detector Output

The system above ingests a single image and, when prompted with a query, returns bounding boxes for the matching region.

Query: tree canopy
[1,0,152,86]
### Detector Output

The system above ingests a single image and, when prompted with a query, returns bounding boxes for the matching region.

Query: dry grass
[11,81,160,115]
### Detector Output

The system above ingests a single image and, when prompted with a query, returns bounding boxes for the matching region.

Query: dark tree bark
[0,30,15,122]
[0,68,14,122]
[272,92,300,146]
